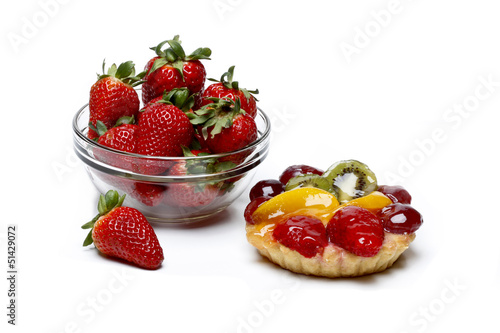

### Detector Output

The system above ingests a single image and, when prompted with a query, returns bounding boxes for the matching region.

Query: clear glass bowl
[73,104,271,224]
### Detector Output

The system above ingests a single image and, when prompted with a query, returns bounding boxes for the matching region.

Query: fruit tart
[244,160,423,278]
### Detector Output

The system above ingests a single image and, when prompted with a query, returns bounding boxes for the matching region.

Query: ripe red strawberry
[88,61,143,140]
[202,66,259,118]
[273,215,328,258]
[326,205,384,257]
[132,182,165,207]
[162,147,236,207]
[135,88,195,174]
[82,190,164,269]
[94,121,165,206]
[189,98,257,164]
[164,161,220,208]
[142,36,211,105]
[95,122,138,170]
[97,123,137,152]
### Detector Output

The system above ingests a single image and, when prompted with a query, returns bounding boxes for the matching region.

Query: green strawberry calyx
[208,65,259,102]
[188,97,245,140]
[148,35,212,79]
[81,190,126,247]
[97,60,145,87]
[155,87,196,113]
[181,146,236,175]
[180,146,236,193]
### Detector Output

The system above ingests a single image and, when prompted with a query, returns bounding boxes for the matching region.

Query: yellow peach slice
[252,187,340,226]
[324,191,392,221]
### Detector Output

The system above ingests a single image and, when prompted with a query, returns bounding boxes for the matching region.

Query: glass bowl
[73,104,271,224]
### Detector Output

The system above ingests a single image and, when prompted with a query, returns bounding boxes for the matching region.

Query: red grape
[377,185,412,204]
[378,203,423,234]
[278,165,324,185]
[244,197,269,224]
[249,179,284,201]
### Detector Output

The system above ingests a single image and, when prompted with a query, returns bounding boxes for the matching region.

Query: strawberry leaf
[189,137,202,151]
[167,38,186,59]
[172,60,185,80]
[82,190,126,247]
[115,61,135,79]
[149,57,168,75]
[115,116,135,126]
[189,114,211,125]
[81,215,99,229]
[158,87,195,112]
[187,47,212,60]
[97,194,108,215]
[95,121,108,137]
[193,183,207,193]
[208,65,259,99]
[107,63,118,77]
[210,121,224,138]
[181,145,195,157]
[151,39,170,57]
[83,229,94,246]
[215,161,237,172]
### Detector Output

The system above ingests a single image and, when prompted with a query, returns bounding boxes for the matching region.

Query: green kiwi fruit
[285,174,332,192]
[322,160,377,203]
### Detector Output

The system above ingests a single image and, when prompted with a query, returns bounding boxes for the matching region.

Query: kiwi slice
[285,174,332,192]
[322,160,377,203]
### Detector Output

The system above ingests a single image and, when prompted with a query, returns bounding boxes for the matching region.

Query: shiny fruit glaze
[244,197,270,224]
[273,215,328,258]
[327,206,384,257]
[378,203,423,234]
[325,191,392,221]
[279,165,324,185]
[251,188,340,226]
[249,179,285,201]
[377,185,412,204]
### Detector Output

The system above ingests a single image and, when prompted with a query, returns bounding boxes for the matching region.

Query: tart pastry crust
[246,223,415,278]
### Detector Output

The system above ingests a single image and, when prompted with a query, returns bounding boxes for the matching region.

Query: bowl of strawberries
[73,36,271,223]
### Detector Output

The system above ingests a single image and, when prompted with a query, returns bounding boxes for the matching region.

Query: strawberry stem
[188,97,245,139]
[208,66,259,101]
[155,87,195,113]
[97,60,145,86]
[148,35,211,79]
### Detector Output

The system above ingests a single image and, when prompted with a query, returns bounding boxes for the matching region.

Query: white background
[1,0,499,332]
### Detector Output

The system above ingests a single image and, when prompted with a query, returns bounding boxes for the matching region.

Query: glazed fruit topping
[279,164,324,185]
[273,215,328,258]
[251,187,339,226]
[284,174,331,192]
[377,185,412,204]
[378,203,423,234]
[327,205,384,257]
[244,197,270,224]
[249,179,285,201]
[247,160,424,258]
[323,160,378,203]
